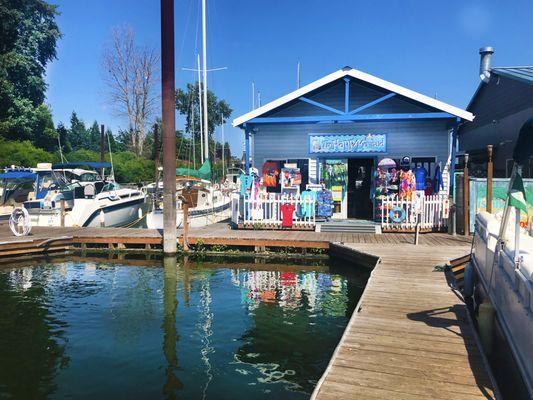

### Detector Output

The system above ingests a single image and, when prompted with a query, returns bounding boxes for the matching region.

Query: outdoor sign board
[309,133,387,155]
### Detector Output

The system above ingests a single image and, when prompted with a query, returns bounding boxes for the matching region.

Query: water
[0,255,368,400]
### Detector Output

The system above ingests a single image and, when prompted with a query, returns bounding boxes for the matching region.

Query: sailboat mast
[201,0,209,162]
[197,54,204,164]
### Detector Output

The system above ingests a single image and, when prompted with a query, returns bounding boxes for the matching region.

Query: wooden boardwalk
[312,242,497,400]
[0,222,472,257]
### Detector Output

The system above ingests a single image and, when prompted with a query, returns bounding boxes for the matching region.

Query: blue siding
[252,120,451,175]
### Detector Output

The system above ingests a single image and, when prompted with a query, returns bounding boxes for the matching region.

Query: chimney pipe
[479,46,494,83]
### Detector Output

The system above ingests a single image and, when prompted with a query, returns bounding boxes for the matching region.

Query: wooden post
[161,0,177,255]
[463,153,470,235]
[182,202,189,251]
[60,198,65,227]
[153,124,159,179]
[486,145,493,213]
[100,124,105,178]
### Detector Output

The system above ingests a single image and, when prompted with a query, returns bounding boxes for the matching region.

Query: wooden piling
[160,0,177,254]
[463,153,470,235]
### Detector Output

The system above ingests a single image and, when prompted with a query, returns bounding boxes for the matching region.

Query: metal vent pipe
[479,46,494,83]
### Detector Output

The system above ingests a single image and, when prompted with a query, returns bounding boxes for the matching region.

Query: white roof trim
[233,68,474,127]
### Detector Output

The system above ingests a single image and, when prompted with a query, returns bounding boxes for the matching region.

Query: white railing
[380,194,449,231]
[232,193,316,229]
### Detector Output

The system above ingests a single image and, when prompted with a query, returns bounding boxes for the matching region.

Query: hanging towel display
[399,170,416,200]
[262,161,279,187]
[300,190,317,217]
[316,189,333,218]
[239,174,254,196]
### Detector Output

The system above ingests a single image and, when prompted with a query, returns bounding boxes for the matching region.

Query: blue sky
[45,0,533,156]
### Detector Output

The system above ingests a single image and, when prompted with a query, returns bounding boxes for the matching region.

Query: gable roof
[233,67,473,127]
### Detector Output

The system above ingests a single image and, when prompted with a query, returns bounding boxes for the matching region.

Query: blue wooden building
[233,66,473,220]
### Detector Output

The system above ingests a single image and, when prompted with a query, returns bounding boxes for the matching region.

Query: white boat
[145,177,231,229]
[469,153,532,397]
[1,162,146,228]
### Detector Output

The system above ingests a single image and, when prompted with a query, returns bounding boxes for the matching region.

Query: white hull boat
[146,185,231,229]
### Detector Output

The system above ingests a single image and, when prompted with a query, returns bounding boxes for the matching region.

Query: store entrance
[347,158,374,219]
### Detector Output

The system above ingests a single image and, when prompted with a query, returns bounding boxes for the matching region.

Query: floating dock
[312,242,497,400]
[0,222,471,257]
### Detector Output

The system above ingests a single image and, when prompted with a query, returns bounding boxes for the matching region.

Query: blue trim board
[350,93,396,114]
[298,96,344,115]
[344,77,350,113]
[249,112,455,124]
[244,124,250,173]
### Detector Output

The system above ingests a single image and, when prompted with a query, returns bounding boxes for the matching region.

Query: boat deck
[312,242,497,400]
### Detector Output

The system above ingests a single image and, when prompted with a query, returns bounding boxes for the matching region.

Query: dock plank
[312,242,496,400]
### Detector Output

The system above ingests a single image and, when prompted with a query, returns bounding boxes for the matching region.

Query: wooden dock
[312,242,497,400]
[0,222,471,257]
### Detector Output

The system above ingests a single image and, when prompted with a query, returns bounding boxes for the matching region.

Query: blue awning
[52,162,112,169]
[0,171,37,179]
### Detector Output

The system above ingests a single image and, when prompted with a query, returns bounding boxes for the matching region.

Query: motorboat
[144,161,232,229]
[1,162,146,228]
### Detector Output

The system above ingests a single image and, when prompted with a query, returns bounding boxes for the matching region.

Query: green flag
[509,172,528,214]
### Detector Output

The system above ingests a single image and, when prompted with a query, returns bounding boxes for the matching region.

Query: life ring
[389,206,406,223]
[9,207,32,236]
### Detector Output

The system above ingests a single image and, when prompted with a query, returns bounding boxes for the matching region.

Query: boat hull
[472,212,533,396]
[146,200,231,229]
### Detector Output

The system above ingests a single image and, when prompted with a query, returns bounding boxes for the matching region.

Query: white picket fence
[380,194,450,231]
[231,193,316,229]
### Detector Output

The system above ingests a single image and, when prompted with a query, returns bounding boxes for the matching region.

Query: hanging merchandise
[300,190,317,218]
[239,174,254,196]
[412,165,428,190]
[374,158,399,218]
[280,202,296,228]
[433,163,444,194]
[399,170,416,200]
[316,189,333,219]
[262,161,279,188]
[281,167,301,197]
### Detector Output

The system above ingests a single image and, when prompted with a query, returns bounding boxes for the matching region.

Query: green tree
[175,83,232,145]
[0,137,57,167]
[0,0,61,142]
[67,112,89,150]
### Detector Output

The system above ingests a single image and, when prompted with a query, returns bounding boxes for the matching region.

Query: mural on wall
[309,134,387,154]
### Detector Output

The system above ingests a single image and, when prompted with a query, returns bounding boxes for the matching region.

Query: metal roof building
[460,47,533,178]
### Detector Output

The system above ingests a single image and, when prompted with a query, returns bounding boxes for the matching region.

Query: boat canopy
[176,160,211,180]
[0,171,37,180]
[52,162,112,170]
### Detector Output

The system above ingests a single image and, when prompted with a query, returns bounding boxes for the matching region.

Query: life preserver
[389,206,406,223]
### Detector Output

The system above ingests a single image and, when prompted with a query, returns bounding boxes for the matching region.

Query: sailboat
[145,0,232,230]
[145,160,232,229]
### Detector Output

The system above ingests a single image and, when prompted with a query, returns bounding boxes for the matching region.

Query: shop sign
[309,133,387,154]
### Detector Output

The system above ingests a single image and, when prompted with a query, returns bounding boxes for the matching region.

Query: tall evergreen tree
[0,0,61,143]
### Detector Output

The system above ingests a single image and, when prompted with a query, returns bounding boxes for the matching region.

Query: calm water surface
[0,255,368,399]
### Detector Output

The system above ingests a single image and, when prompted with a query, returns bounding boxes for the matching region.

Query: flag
[509,172,528,214]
